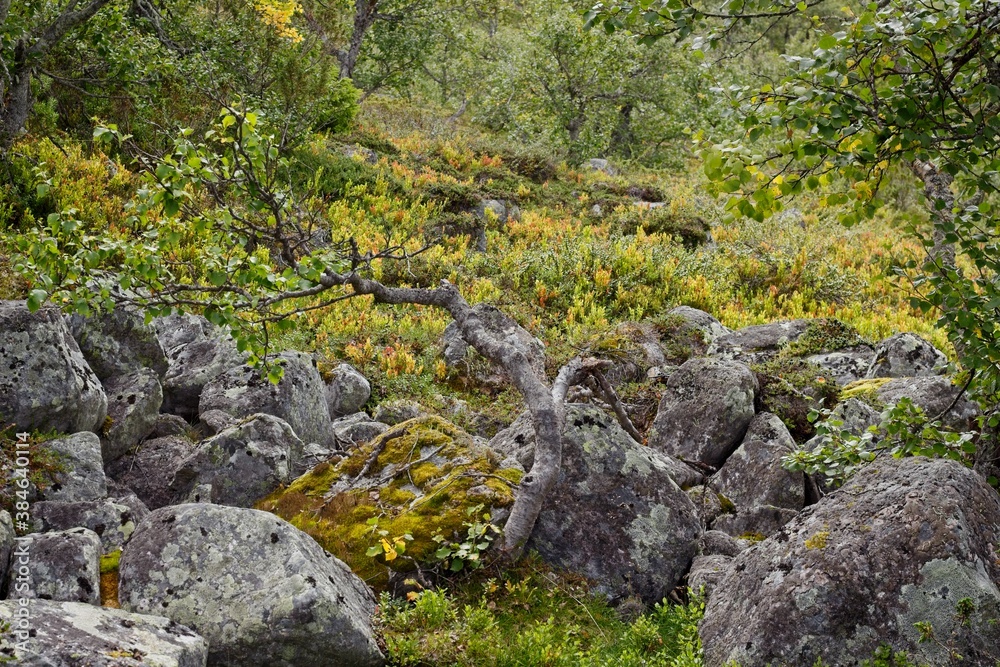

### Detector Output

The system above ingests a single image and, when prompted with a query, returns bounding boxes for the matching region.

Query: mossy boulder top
[259,416,522,587]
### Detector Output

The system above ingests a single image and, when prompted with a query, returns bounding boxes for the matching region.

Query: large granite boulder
[31,498,140,552]
[101,368,163,463]
[647,357,758,468]
[8,528,101,605]
[324,363,371,418]
[199,351,333,448]
[876,376,980,431]
[707,319,813,365]
[38,432,107,502]
[107,435,197,510]
[170,414,305,507]
[0,600,207,666]
[153,313,246,419]
[666,306,731,345]
[700,457,1000,667]
[0,301,107,434]
[711,413,804,538]
[118,504,384,667]
[489,405,702,605]
[67,305,169,381]
[866,332,949,378]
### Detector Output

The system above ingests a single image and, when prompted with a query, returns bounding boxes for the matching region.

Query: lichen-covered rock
[700,457,1000,667]
[876,376,980,431]
[324,363,372,418]
[589,321,666,386]
[441,304,546,379]
[582,157,617,175]
[806,350,874,386]
[752,358,840,441]
[698,530,746,558]
[107,435,197,510]
[0,301,107,434]
[713,413,803,514]
[170,414,304,507]
[31,499,138,552]
[260,416,521,587]
[0,599,207,666]
[332,412,390,448]
[199,351,333,448]
[67,305,169,382]
[101,368,163,463]
[153,313,246,419]
[688,554,732,598]
[372,399,426,425]
[118,504,384,667]
[687,486,725,526]
[647,357,758,468]
[491,405,702,605]
[866,332,949,378]
[0,512,14,585]
[711,505,800,541]
[708,319,813,365]
[666,306,731,345]
[149,412,191,439]
[490,409,703,490]
[8,528,100,604]
[198,408,236,436]
[38,432,107,502]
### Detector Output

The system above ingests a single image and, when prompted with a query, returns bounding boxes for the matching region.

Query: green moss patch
[840,378,892,407]
[753,357,841,441]
[784,318,867,358]
[258,416,521,588]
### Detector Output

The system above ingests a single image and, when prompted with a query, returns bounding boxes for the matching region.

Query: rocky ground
[0,297,997,666]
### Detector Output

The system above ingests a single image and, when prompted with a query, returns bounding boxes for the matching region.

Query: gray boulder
[699,530,746,558]
[198,408,237,436]
[170,414,304,507]
[331,412,390,448]
[0,301,107,434]
[490,405,702,605]
[667,306,731,345]
[107,435,197,510]
[0,600,207,666]
[101,368,163,463]
[647,357,758,468]
[687,486,725,526]
[32,499,139,552]
[38,432,107,502]
[806,349,875,386]
[149,412,191,439]
[0,512,14,585]
[67,305,169,381]
[688,554,732,599]
[153,313,247,419]
[876,376,980,431]
[372,399,426,425]
[707,319,812,365]
[118,504,384,667]
[714,413,800,509]
[582,158,617,175]
[700,456,1000,667]
[441,304,546,377]
[866,332,949,378]
[199,351,333,448]
[8,529,100,604]
[325,363,371,418]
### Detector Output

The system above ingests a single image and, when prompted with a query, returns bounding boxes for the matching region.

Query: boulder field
[1,297,995,666]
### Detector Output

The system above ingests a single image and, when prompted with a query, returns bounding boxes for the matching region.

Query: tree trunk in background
[338,0,379,80]
[911,160,958,269]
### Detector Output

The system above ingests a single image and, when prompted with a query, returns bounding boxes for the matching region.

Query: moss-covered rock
[258,416,521,587]
[752,357,840,441]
